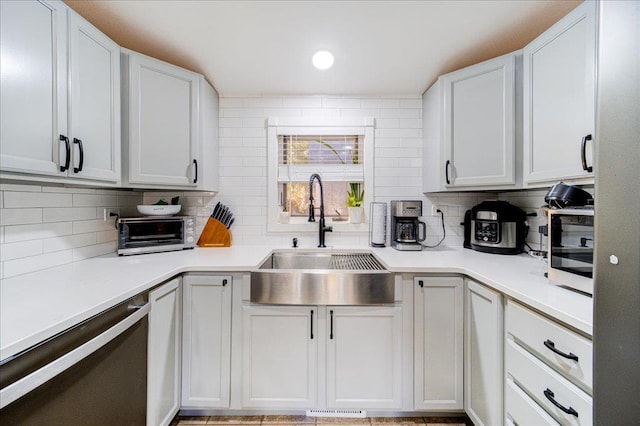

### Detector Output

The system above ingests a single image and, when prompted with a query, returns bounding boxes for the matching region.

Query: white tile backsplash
[4,191,73,208]
[0,184,142,278]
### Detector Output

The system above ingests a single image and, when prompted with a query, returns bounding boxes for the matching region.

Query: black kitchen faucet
[308,173,333,247]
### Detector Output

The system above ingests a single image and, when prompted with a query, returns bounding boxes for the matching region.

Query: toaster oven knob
[187,218,194,225]
[187,236,194,243]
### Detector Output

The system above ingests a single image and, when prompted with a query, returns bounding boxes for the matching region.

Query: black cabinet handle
[193,159,198,183]
[222,279,228,286]
[544,339,579,361]
[310,310,314,340]
[445,160,451,184]
[581,134,593,173]
[544,388,579,417]
[59,135,70,172]
[73,138,84,173]
[330,310,334,340]
[418,280,424,288]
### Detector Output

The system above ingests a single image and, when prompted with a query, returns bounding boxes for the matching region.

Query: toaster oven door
[548,210,594,294]
[119,219,185,254]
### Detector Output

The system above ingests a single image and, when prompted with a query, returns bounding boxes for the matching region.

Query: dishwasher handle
[0,303,150,409]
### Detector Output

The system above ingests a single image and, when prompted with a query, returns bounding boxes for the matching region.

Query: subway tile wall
[1,95,589,278]
[0,183,142,279]
[145,95,486,249]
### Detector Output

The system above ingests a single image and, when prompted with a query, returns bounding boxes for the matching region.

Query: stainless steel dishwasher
[0,292,149,425]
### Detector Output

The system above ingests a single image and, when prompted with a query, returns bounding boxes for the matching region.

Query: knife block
[197,218,232,247]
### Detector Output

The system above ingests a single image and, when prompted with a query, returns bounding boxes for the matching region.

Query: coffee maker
[391,200,426,251]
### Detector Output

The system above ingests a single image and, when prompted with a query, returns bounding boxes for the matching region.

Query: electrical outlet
[431,205,441,216]
[103,208,120,221]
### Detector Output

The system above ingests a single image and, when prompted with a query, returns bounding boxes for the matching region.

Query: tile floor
[171,415,472,426]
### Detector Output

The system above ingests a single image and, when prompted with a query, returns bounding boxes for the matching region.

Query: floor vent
[306,410,366,418]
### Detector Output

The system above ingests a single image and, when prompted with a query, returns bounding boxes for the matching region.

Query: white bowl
[137,205,181,216]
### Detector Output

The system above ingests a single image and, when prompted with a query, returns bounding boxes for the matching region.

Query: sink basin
[250,250,394,306]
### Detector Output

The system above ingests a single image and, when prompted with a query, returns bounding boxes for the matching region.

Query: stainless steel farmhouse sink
[250,251,394,305]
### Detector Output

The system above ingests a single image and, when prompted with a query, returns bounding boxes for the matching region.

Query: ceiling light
[312,50,334,70]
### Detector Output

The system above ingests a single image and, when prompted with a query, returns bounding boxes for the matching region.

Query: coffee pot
[390,200,426,251]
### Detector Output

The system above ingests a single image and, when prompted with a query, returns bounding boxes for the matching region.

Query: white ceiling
[65,0,580,96]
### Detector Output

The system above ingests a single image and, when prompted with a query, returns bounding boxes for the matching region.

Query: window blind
[278,135,363,182]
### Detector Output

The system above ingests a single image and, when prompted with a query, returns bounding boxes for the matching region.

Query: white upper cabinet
[0,0,120,184]
[68,11,121,182]
[444,53,519,188]
[523,1,596,185]
[423,52,521,192]
[1,0,67,176]
[121,49,219,190]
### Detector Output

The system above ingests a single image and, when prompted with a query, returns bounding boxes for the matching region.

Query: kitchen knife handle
[329,310,334,340]
[445,160,451,184]
[73,138,84,173]
[544,388,579,417]
[544,339,579,361]
[580,134,593,172]
[59,135,70,172]
[193,159,198,183]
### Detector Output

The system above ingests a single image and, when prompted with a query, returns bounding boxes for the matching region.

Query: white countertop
[0,245,593,361]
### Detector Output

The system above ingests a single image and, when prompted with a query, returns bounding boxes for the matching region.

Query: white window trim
[267,117,375,233]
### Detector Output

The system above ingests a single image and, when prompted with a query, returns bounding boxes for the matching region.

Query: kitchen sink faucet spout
[308,173,333,247]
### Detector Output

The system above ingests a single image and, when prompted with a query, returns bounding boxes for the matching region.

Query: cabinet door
[0,0,68,176]
[182,275,231,408]
[241,305,317,409]
[326,306,402,409]
[68,11,120,182]
[148,278,182,426]
[465,279,504,426]
[422,80,445,193]
[126,52,199,187]
[523,1,596,184]
[443,53,516,187]
[414,277,463,410]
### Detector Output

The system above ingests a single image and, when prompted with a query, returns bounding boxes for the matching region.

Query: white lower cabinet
[148,278,182,426]
[465,279,504,426]
[181,274,232,408]
[505,300,593,426]
[241,305,318,409]
[505,375,560,426]
[414,277,463,410]
[241,304,403,410]
[326,306,403,409]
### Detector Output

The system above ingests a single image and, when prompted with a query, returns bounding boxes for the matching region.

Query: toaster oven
[117,216,196,255]
[547,208,594,295]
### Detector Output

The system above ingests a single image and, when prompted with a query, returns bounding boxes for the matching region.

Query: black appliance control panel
[475,221,500,243]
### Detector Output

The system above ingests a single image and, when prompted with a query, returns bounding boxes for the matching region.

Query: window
[279,135,362,218]
[267,117,374,232]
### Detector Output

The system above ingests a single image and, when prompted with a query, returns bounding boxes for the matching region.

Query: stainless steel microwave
[547,208,594,295]
[117,216,196,256]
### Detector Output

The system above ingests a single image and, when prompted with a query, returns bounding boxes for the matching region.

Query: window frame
[266,117,375,233]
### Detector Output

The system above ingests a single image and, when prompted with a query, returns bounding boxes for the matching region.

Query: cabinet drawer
[506,338,592,425]
[506,301,592,393]
[506,375,560,426]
